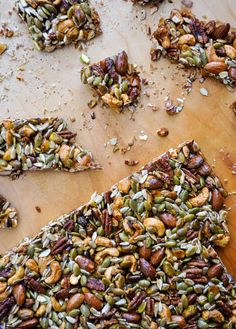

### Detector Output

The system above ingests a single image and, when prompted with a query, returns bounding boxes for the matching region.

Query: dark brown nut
[207,264,223,278]
[27,278,45,294]
[55,289,71,300]
[51,237,70,255]
[198,162,212,176]
[187,155,204,169]
[122,312,141,323]
[128,291,147,310]
[171,315,186,328]
[160,213,176,228]
[13,284,26,306]
[84,292,103,310]
[150,247,165,266]
[139,245,152,260]
[24,299,34,308]
[229,67,236,81]
[145,297,154,316]
[17,308,34,320]
[211,189,224,211]
[187,260,208,267]
[18,318,39,328]
[67,293,85,312]
[75,255,95,273]
[139,258,156,280]
[216,300,232,316]
[204,62,227,74]
[102,209,112,235]
[211,23,230,39]
[64,219,75,232]
[87,278,105,291]
[184,268,203,277]
[145,175,163,189]
[115,51,128,75]
[0,297,15,321]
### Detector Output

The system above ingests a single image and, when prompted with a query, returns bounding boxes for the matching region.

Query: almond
[13,284,26,306]
[150,247,165,266]
[212,189,224,211]
[84,292,103,310]
[204,62,227,74]
[139,245,152,260]
[211,23,230,40]
[139,258,156,280]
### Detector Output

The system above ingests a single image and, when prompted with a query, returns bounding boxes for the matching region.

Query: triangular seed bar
[0,118,101,176]
[81,51,142,111]
[0,140,233,328]
[0,194,17,229]
[151,9,236,86]
[16,0,101,52]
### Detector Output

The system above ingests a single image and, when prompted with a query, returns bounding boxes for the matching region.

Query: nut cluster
[0,118,100,177]
[0,140,234,328]
[152,9,236,85]
[0,194,18,229]
[81,51,141,110]
[16,0,101,52]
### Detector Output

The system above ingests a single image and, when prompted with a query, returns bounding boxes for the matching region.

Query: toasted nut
[18,318,38,328]
[211,189,224,211]
[204,62,227,74]
[171,315,186,328]
[160,304,172,322]
[84,292,103,310]
[25,259,39,273]
[211,23,230,39]
[139,245,152,260]
[178,34,196,46]
[187,155,204,169]
[95,236,113,247]
[118,178,131,194]
[120,255,137,273]
[207,264,223,278]
[160,213,176,228]
[140,258,156,280]
[45,261,62,285]
[57,19,74,34]
[67,293,84,312]
[0,282,7,294]
[214,234,230,247]
[206,46,225,63]
[123,312,141,323]
[189,187,210,207]
[75,255,95,272]
[202,310,225,323]
[8,266,25,285]
[224,45,236,59]
[38,256,52,275]
[143,217,165,237]
[35,304,46,317]
[13,284,26,306]
[183,305,197,319]
[157,127,169,137]
[17,308,34,320]
[95,248,119,263]
[51,297,66,312]
[150,247,165,266]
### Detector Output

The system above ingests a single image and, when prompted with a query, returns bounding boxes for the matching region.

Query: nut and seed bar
[131,0,164,4]
[0,140,233,328]
[151,9,236,85]
[16,0,101,52]
[0,195,17,229]
[0,118,100,177]
[81,51,141,111]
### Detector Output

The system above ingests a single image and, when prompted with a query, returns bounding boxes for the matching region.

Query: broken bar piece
[151,9,236,86]
[0,140,234,328]
[0,194,17,229]
[0,118,100,177]
[81,51,141,111]
[16,0,101,52]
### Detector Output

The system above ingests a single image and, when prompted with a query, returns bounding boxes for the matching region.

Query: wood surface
[0,0,235,276]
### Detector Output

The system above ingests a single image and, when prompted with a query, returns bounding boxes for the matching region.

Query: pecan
[188,293,197,304]
[55,288,71,300]
[139,258,156,280]
[86,278,105,291]
[104,191,112,204]
[211,23,230,40]
[211,189,224,212]
[187,260,208,267]
[145,297,154,316]
[18,318,38,328]
[57,130,77,139]
[27,278,45,294]
[51,237,70,255]
[0,297,15,321]
[102,209,112,235]
[64,219,74,232]
[115,51,128,75]
[122,312,141,323]
[207,264,223,278]
[192,277,208,284]
[184,268,203,277]
[157,154,173,177]
[216,300,232,316]
[128,291,147,310]
[75,255,95,273]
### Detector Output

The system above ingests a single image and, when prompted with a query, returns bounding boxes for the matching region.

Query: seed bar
[131,0,164,5]
[16,0,101,52]
[0,195,17,229]
[151,9,236,86]
[0,140,232,328]
[0,118,100,177]
[81,51,141,111]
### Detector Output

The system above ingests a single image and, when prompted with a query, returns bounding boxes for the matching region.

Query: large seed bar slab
[0,195,17,229]
[81,51,141,111]
[151,9,236,86]
[0,118,100,177]
[0,140,233,329]
[16,0,101,52]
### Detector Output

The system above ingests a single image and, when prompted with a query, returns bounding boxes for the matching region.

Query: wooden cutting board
[0,0,235,276]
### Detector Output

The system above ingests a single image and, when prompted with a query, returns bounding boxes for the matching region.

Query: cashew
[206,46,225,63]
[224,45,236,59]
[129,222,144,243]
[0,255,9,267]
[189,187,210,207]
[178,34,196,46]
[8,266,25,285]
[38,256,52,275]
[72,236,91,247]
[202,310,224,323]
[95,236,113,247]
[51,297,66,312]
[104,265,121,281]
[213,234,230,248]
[95,248,119,264]
[45,261,62,285]
[118,178,131,194]
[0,289,11,302]
[112,196,124,220]
[25,259,39,273]
[143,217,165,237]
[0,282,7,294]
[36,305,46,317]
[120,255,137,273]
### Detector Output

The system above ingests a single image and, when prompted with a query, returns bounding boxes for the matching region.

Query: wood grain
[0,0,235,276]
